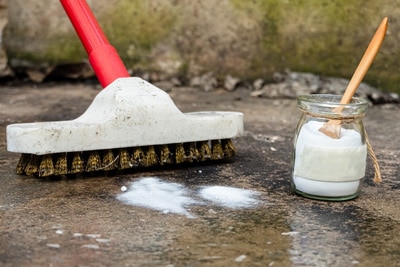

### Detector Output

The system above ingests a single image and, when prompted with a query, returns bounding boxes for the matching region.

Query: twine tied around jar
[364,131,382,183]
[304,111,382,183]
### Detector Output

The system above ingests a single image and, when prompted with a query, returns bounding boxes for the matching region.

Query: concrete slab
[1,82,399,266]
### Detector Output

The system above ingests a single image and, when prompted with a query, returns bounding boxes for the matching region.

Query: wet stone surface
[1,82,400,266]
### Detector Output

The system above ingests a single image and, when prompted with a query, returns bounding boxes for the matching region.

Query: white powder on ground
[199,186,259,208]
[117,177,260,217]
[116,177,199,218]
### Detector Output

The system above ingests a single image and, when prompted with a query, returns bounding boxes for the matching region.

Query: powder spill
[199,186,260,208]
[117,177,261,217]
[116,177,200,218]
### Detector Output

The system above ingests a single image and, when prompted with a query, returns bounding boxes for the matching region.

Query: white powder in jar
[293,120,367,198]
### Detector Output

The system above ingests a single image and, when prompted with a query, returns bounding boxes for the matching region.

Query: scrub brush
[6,0,244,177]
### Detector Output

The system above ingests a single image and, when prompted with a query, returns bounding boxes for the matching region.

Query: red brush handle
[60,0,130,88]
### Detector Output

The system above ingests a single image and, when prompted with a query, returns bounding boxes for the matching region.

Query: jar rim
[297,94,368,109]
[297,94,368,117]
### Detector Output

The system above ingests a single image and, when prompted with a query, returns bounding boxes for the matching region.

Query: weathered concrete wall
[3,0,400,92]
[0,0,9,75]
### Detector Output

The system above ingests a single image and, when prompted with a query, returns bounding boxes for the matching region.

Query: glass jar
[291,94,369,201]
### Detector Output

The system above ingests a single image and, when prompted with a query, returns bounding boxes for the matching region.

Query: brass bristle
[14,139,237,177]
[211,140,224,160]
[143,146,158,167]
[54,153,68,175]
[131,147,145,167]
[185,142,200,162]
[175,143,186,164]
[222,139,236,157]
[70,152,84,174]
[118,148,130,169]
[102,149,117,171]
[198,141,212,161]
[159,145,173,165]
[25,154,39,176]
[38,154,54,177]
[16,153,30,175]
[85,151,101,172]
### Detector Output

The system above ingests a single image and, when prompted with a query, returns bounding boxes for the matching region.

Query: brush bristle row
[16,139,236,177]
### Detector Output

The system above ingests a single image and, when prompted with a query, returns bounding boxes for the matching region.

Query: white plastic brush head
[7,77,244,177]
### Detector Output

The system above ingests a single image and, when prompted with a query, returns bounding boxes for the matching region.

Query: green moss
[100,0,179,69]
[7,35,85,66]
[43,35,86,64]
[231,0,397,92]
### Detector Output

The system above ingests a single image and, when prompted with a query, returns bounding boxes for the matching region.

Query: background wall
[2,0,400,92]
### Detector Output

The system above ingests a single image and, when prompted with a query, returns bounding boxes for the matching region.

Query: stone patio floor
[1,81,399,266]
